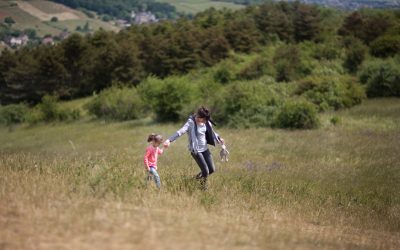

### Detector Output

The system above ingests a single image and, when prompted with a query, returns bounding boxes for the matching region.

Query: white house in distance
[131,10,158,25]
[57,31,70,40]
[6,35,29,47]
[42,36,54,45]
[116,19,131,28]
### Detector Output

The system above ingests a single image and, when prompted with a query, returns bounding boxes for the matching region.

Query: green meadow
[1,98,399,249]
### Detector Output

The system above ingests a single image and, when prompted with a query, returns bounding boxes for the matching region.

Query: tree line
[0,2,399,105]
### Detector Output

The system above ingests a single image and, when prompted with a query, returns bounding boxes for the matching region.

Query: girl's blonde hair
[147,133,163,143]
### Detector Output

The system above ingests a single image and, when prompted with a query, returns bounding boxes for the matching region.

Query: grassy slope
[0,1,61,36]
[0,0,118,37]
[1,98,400,249]
[157,0,244,13]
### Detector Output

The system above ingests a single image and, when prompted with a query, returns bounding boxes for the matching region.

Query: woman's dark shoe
[200,178,208,191]
[194,172,203,179]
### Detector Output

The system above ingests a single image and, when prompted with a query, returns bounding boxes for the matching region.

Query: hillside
[0,0,119,37]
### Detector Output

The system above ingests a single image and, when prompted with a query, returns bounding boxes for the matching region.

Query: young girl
[144,134,164,189]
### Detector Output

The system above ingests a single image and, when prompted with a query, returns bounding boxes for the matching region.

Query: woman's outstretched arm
[164,119,191,147]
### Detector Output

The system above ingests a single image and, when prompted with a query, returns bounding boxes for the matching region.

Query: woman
[163,106,225,190]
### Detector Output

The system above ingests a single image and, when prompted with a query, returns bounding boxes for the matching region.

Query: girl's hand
[163,139,171,148]
[220,137,225,145]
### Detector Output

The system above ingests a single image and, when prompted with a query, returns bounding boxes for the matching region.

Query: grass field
[157,0,244,14]
[0,1,61,36]
[1,98,400,249]
[45,19,118,34]
[26,0,83,16]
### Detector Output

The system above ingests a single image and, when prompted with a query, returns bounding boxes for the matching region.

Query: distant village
[1,31,70,48]
[1,10,158,50]
[115,10,158,28]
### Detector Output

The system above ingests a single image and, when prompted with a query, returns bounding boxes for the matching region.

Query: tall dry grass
[1,98,400,249]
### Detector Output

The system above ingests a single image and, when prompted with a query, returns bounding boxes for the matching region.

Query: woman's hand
[219,137,225,145]
[163,139,171,148]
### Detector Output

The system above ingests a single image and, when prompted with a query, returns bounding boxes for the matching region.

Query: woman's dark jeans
[191,149,215,189]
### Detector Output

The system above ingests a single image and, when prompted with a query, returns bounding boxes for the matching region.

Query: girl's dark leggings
[191,149,215,178]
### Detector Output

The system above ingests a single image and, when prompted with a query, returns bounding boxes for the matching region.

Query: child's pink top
[144,145,163,170]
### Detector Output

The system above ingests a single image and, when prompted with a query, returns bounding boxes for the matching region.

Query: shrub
[225,106,278,129]
[312,42,340,60]
[236,58,268,80]
[330,116,341,125]
[274,45,299,82]
[273,45,312,82]
[85,85,143,121]
[370,35,400,58]
[24,108,44,125]
[312,60,345,77]
[4,17,15,25]
[343,37,367,73]
[0,96,80,125]
[0,104,29,125]
[296,75,365,111]
[275,60,294,82]
[138,76,195,122]
[36,95,81,123]
[358,59,400,97]
[215,81,280,128]
[275,100,319,129]
[38,95,61,121]
[102,15,112,22]
[192,80,223,115]
[213,67,233,84]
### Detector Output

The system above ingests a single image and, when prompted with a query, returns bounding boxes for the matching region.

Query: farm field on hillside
[0,1,61,36]
[26,0,83,16]
[0,0,118,36]
[16,0,80,21]
[1,98,399,249]
[45,19,118,33]
[157,0,243,13]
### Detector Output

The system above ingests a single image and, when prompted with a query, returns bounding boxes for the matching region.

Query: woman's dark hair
[147,133,163,143]
[196,106,211,120]
[196,106,217,125]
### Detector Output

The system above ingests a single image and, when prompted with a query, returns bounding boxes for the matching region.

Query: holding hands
[163,139,171,148]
